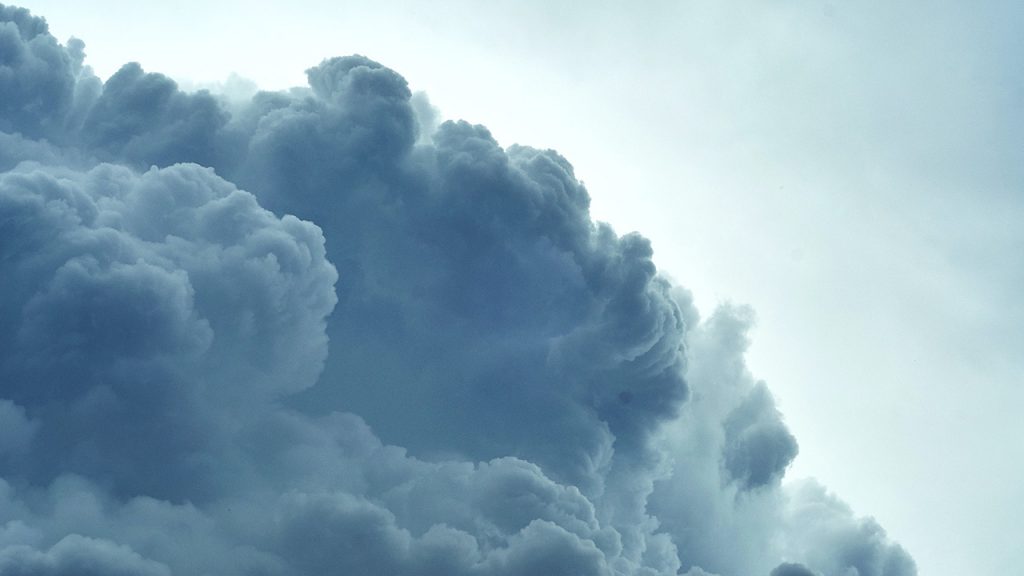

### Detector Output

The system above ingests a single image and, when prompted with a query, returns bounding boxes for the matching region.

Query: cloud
[79,62,227,168]
[770,563,816,576]
[781,481,917,576]
[0,160,337,501]
[0,5,79,140]
[721,382,799,490]
[0,400,36,455]
[0,535,171,576]
[0,5,915,576]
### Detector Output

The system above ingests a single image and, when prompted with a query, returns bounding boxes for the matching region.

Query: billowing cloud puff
[770,563,817,576]
[0,5,916,576]
[0,535,171,576]
[0,5,77,139]
[79,62,227,168]
[0,160,337,502]
[722,382,799,490]
[781,481,917,576]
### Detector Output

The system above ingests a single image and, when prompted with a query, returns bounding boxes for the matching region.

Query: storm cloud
[0,5,915,575]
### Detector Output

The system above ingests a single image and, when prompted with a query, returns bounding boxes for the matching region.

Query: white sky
[21,1,1024,574]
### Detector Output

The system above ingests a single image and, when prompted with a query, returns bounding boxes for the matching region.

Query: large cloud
[0,5,915,576]
[0,160,338,501]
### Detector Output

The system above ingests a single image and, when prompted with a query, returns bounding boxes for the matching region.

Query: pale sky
[18,1,1024,574]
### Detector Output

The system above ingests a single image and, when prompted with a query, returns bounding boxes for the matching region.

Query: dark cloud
[0,5,77,140]
[0,535,171,576]
[0,5,916,576]
[0,132,62,171]
[722,382,799,490]
[79,63,227,168]
[0,161,337,500]
[770,563,816,576]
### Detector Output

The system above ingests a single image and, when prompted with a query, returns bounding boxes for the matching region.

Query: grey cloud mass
[0,5,915,576]
[769,563,816,576]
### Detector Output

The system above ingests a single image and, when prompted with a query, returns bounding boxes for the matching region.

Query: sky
[2,1,1023,575]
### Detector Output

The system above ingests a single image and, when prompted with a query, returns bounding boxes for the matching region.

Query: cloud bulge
[0,5,914,575]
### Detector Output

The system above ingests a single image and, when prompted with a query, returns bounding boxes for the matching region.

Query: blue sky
[5,1,1023,575]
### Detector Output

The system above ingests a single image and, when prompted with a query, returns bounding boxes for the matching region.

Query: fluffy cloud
[770,563,816,576]
[0,535,171,576]
[0,5,915,576]
[0,161,337,501]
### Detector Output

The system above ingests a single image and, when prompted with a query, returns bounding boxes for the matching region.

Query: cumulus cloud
[770,563,817,576]
[0,535,171,576]
[722,382,799,490]
[0,5,915,576]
